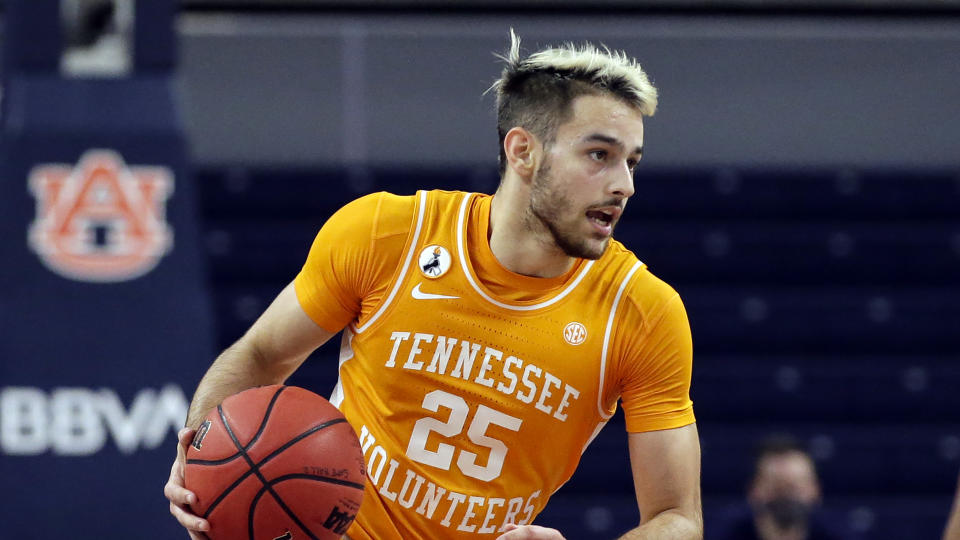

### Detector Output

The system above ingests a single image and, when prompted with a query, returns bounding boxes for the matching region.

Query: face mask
[759,497,814,529]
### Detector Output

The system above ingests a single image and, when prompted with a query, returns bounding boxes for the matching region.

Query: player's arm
[618,423,702,539]
[166,191,413,537]
[944,471,960,540]
[167,282,338,538]
[495,426,702,540]
[615,285,701,539]
[184,282,337,429]
[183,190,412,427]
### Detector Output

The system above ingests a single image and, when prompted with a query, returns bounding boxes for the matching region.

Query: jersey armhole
[353,190,428,334]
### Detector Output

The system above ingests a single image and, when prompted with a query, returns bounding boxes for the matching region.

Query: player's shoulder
[423,189,476,208]
[331,191,420,238]
[337,189,473,237]
[425,188,472,199]
[600,239,682,314]
[339,190,416,217]
[415,189,480,224]
[351,189,472,211]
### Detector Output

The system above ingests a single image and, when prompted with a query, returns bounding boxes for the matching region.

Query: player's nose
[608,164,635,199]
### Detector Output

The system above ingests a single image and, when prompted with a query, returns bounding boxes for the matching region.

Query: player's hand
[496,523,565,539]
[164,427,211,539]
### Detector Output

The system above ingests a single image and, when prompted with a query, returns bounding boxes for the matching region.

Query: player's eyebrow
[583,133,643,157]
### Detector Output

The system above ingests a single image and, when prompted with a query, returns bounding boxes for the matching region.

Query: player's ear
[503,127,539,179]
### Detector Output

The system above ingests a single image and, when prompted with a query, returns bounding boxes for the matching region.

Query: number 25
[405,389,522,482]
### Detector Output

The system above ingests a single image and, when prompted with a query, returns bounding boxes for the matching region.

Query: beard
[526,161,610,260]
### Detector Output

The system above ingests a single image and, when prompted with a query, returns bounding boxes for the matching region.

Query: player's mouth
[585,206,621,236]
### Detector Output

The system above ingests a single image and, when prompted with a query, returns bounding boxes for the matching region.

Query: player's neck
[488,186,576,279]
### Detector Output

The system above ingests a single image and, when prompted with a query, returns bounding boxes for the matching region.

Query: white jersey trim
[551,420,609,497]
[582,420,608,457]
[329,326,356,408]
[455,192,595,312]
[355,190,428,334]
[597,261,644,420]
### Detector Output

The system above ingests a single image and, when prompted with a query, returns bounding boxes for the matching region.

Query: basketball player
[165,32,702,539]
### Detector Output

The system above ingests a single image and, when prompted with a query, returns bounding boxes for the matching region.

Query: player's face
[527,94,644,260]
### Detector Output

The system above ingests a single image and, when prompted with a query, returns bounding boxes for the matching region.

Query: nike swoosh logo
[411,282,459,300]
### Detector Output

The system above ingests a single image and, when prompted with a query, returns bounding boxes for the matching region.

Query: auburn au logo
[28,150,174,282]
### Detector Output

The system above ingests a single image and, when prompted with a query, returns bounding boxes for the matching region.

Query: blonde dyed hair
[491,31,658,175]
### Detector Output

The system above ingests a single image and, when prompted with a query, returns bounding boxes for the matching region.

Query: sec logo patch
[563,322,587,345]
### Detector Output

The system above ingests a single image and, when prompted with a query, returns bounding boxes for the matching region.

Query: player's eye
[627,159,638,172]
[589,150,607,161]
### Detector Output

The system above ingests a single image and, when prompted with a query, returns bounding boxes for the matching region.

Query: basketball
[184,385,366,539]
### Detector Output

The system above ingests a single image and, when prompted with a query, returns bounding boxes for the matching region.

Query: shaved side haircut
[490,31,659,177]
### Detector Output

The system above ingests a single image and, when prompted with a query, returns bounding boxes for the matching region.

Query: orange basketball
[184,385,366,540]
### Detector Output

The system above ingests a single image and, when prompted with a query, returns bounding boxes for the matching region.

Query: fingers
[169,499,210,535]
[163,462,196,507]
[165,452,191,505]
[166,427,210,535]
[495,524,565,540]
[176,428,196,469]
[178,427,196,452]
[165,461,209,531]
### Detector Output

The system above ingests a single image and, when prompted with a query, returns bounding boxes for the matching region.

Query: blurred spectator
[945,471,960,540]
[714,435,854,540]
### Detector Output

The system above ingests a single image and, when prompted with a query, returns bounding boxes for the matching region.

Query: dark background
[1,1,958,538]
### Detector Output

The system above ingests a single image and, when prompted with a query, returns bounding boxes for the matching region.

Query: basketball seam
[247,474,364,540]
[186,386,288,467]
[265,473,365,492]
[199,417,352,519]
[216,397,323,540]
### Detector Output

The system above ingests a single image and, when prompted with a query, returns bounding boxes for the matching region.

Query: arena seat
[619,220,960,286]
[630,167,960,220]
[556,419,960,499]
[697,423,960,495]
[204,220,322,282]
[538,491,955,538]
[703,495,954,540]
[693,355,960,422]
[685,287,960,354]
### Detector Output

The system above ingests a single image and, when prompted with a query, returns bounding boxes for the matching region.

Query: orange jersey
[294,190,694,539]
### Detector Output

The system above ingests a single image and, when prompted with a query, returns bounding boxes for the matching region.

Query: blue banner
[0,2,211,537]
